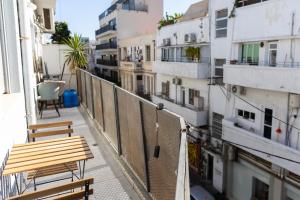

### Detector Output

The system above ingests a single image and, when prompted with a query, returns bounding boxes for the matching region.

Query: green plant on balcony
[61,34,88,88]
[158,13,183,29]
[185,47,200,62]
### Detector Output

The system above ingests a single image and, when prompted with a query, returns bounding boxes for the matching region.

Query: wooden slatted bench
[7,177,94,200]
[28,121,73,142]
[27,121,78,190]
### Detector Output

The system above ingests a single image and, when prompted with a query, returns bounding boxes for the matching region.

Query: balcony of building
[98,0,148,21]
[222,118,300,176]
[153,56,210,79]
[152,94,208,127]
[96,59,118,67]
[95,24,117,38]
[120,61,143,71]
[96,42,117,51]
[224,61,300,93]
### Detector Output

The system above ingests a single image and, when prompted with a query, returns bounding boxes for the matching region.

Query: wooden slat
[28,121,73,130]
[3,153,94,175]
[7,178,93,200]
[9,144,90,160]
[53,189,93,200]
[8,146,90,164]
[10,139,88,155]
[6,151,92,170]
[29,129,73,139]
[13,136,82,148]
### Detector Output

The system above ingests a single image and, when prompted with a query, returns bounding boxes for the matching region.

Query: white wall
[42,44,77,90]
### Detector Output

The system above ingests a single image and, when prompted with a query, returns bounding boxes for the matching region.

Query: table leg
[13,174,20,195]
[82,160,86,179]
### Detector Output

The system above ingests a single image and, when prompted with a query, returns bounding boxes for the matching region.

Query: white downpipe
[17,0,37,124]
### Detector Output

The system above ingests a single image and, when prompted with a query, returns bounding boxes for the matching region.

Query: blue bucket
[63,89,79,108]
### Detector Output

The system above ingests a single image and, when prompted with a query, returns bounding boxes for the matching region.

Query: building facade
[119,34,156,99]
[94,0,163,84]
[0,0,56,197]
[208,0,300,199]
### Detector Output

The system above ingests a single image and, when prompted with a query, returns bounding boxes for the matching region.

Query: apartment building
[0,0,56,194]
[208,0,300,199]
[119,34,156,99]
[153,0,210,128]
[95,0,163,84]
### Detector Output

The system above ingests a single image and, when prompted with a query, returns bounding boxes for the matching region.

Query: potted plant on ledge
[60,34,87,108]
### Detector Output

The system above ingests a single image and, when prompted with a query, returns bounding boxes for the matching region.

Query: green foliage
[158,13,183,29]
[63,34,88,88]
[63,34,88,71]
[186,47,200,61]
[51,22,71,44]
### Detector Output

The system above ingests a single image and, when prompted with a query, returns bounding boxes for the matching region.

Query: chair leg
[40,101,44,118]
[53,100,60,117]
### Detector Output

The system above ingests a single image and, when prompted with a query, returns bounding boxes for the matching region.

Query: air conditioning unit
[290,94,300,108]
[231,85,247,96]
[184,33,197,43]
[172,78,182,85]
[163,38,171,46]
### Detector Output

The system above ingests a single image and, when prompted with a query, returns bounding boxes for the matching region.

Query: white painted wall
[42,44,77,89]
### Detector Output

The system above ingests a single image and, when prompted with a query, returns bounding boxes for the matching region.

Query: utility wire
[217,84,300,132]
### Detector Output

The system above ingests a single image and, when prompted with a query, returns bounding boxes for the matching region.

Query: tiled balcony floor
[36,107,142,200]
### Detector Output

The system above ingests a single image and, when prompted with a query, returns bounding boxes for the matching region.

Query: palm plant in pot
[60,34,87,107]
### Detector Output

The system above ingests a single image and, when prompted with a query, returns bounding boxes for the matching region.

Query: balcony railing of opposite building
[98,0,148,21]
[96,59,118,66]
[227,59,300,68]
[160,56,210,64]
[96,42,117,50]
[95,25,116,36]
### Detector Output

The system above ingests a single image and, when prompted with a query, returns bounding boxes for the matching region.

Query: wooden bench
[7,178,94,200]
[27,121,78,190]
[28,121,73,142]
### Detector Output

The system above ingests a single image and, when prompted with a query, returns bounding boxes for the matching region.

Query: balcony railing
[96,42,117,50]
[227,60,300,68]
[96,59,118,66]
[160,56,210,64]
[236,0,269,8]
[98,0,148,21]
[120,61,143,70]
[95,24,116,36]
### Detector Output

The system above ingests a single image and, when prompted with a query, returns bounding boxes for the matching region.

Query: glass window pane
[216,29,227,38]
[253,44,259,63]
[217,9,228,18]
[216,19,227,29]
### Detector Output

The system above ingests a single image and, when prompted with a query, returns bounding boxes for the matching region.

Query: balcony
[222,119,300,176]
[98,0,148,21]
[153,57,210,79]
[152,95,208,127]
[96,59,118,66]
[95,42,117,50]
[224,63,300,93]
[120,61,143,70]
[95,24,116,37]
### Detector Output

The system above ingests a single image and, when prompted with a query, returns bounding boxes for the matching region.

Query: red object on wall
[276,127,282,134]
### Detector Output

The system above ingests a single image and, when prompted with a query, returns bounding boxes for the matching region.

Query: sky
[55,0,201,40]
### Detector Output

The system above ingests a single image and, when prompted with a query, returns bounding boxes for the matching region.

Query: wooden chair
[27,121,78,190]
[7,178,94,200]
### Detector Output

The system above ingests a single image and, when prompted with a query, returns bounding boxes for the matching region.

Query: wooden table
[3,136,94,194]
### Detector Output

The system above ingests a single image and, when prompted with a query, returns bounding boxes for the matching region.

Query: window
[237,0,268,8]
[215,58,226,77]
[161,48,168,61]
[242,43,259,64]
[237,109,255,122]
[136,75,143,80]
[212,113,224,139]
[162,81,170,97]
[215,9,228,38]
[269,43,277,67]
[146,45,151,61]
[264,108,273,139]
[189,89,200,105]
[43,8,51,30]
[252,178,269,200]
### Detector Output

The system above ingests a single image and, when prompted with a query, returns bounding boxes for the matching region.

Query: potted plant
[185,47,200,62]
[60,34,88,107]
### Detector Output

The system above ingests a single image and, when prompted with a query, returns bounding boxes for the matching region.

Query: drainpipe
[17,0,37,124]
[290,12,295,67]
[285,93,291,146]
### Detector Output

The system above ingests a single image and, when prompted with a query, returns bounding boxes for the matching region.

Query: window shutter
[43,8,51,30]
